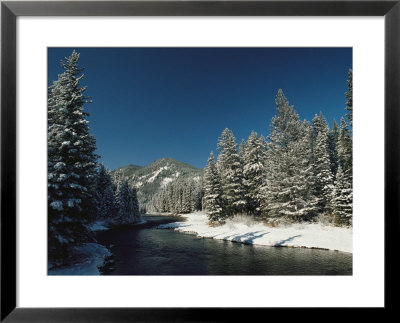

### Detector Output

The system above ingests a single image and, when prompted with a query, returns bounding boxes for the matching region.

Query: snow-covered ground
[48,243,111,275]
[157,212,352,253]
[89,221,109,231]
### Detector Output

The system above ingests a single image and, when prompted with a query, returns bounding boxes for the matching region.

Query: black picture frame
[1,0,398,321]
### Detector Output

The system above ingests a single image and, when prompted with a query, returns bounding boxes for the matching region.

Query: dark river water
[96,214,352,275]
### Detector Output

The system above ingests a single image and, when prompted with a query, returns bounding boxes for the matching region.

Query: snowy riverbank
[49,218,148,275]
[48,243,111,275]
[157,212,352,253]
[89,218,148,232]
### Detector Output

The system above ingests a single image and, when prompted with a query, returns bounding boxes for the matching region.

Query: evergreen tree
[114,177,131,223]
[328,119,340,178]
[243,131,267,216]
[332,165,353,226]
[345,69,353,127]
[216,128,246,215]
[194,176,204,211]
[313,130,335,215]
[181,182,192,213]
[95,164,118,224]
[312,112,329,143]
[334,101,352,226]
[337,117,352,176]
[263,90,316,221]
[259,135,268,150]
[282,121,317,220]
[203,152,224,223]
[239,138,246,160]
[48,50,98,265]
[268,89,303,149]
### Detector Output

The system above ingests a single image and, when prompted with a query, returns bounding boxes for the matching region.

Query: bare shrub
[225,213,259,227]
[314,213,334,226]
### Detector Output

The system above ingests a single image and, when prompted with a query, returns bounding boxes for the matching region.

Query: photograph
[47,47,353,276]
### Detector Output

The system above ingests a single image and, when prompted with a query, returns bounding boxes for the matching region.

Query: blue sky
[48,47,352,170]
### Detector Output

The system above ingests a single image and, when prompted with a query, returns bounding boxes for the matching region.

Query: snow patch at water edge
[48,243,111,275]
[157,212,352,253]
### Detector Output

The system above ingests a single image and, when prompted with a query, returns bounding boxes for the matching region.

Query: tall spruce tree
[333,165,353,226]
[216,128,246,215]
[312,112,329,143]
[263,90,316,221]
[114,177,130,223]
[313,130,335,215]
[203,152,224,223]
[333,91,353,226]
[48,50,99,265]
[114,175,141,224]
[243,131,267,216]
[283,121,317,220]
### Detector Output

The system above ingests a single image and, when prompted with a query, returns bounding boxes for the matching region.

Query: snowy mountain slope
[114,164,143,177]
[113,158,203,211]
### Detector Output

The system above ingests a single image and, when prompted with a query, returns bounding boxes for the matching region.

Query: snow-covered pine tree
[345,69,353,127]
[114,177,131,224]
[337,117,352,176]
[243,131,267,216]
[194,176,204,211]
[181,181,192,213]
[263,89,301,219]
[313,130,335,216]
[203,152,224,223]
[282,121,317,221]
[332,165,353,226]
[334,116,352,226]
[328,119,340,179]
[239,138,247,160]
[95,164,118,225]
[259,135,268,150]
[312,112,329,143]
[48,50,99,266]
[333,69,353,227]
[216,128,246,215]
[310,112,335,217]
[268,89,303,149]
[262,90,317,222]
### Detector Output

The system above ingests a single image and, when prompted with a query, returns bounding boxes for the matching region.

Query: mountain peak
[146,157,201,171]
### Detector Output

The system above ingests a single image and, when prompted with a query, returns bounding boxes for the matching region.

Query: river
[95,214,352,275]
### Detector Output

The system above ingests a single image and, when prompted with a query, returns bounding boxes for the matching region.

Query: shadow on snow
[273,235,302,247]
